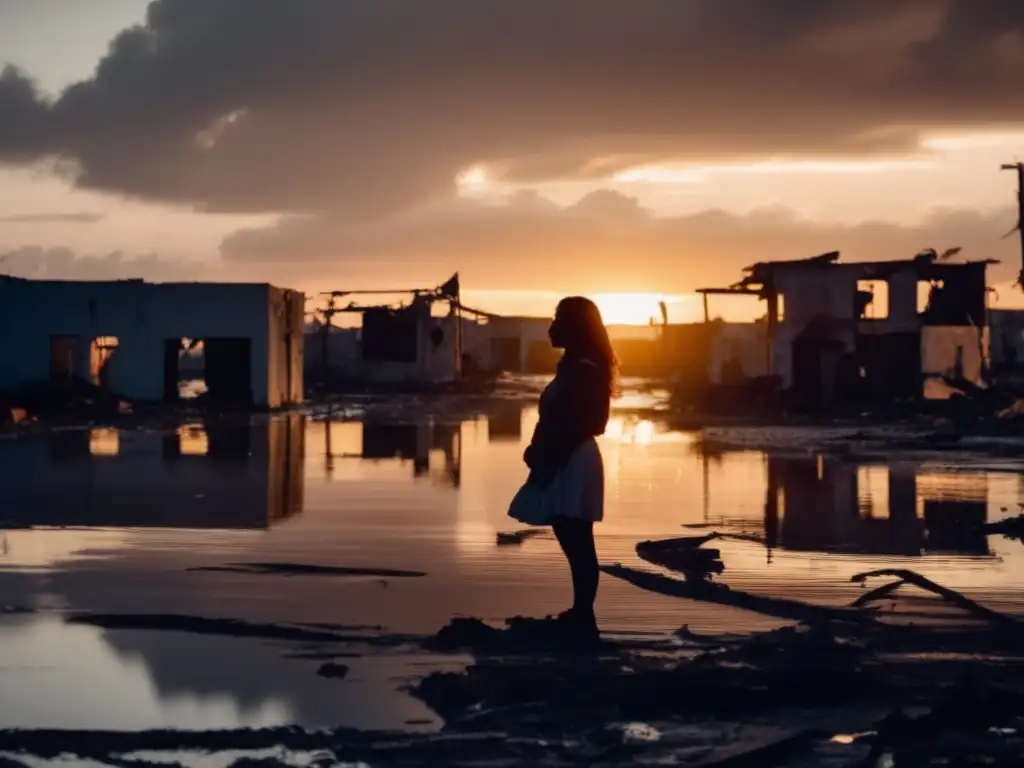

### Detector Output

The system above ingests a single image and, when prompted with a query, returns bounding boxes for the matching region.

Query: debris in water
[636,537,725,582]
[495,528,546,546]
[602,563,869,625]
[981,514,1024,542]
[851,568,1023,631]
[315,663,349,680]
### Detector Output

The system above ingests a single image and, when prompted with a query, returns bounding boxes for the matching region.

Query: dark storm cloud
[0,1,1022,216]
[0,66,51,162]
[220,192,1021,293]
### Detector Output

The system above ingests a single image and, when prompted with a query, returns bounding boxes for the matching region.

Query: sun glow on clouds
[614,158,932,184]
[455,165,493,197]
[922,131,1024,151]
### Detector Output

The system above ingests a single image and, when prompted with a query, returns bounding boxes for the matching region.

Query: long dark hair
[555,296,619,394]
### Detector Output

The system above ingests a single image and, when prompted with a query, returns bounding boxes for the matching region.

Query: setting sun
[589,293,671,326]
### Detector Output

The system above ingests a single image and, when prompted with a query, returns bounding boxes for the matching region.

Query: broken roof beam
[695,287,764,295]
[742,250,841,273]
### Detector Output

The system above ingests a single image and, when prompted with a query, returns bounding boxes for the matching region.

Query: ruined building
[701,251,993,410]
[0,277,305,408]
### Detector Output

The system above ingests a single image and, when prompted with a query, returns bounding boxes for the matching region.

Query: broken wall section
[0,278,304,407]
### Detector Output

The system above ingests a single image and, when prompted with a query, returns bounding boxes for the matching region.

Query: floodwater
[1,391,1024,731]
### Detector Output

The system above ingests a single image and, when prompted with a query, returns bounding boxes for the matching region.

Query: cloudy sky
[1,0,1023,322]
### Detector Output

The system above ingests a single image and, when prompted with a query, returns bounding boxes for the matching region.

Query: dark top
[523,354,611,486]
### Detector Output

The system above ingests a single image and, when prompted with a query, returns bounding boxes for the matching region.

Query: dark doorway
[164,337,250,405]
[791,340,833,411]
[204,338,253,405]
[856,333,921,400]
[362,309,418,362]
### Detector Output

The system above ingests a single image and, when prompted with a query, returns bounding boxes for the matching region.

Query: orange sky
[1,2,1023,324]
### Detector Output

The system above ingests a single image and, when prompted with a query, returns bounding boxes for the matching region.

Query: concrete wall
[771,269,858,386]
[0,278,305,406]
[357,311,459,383]
[483,316,551,372]
[266,287,306,407]
[707,323,769,383]
[770,265,984,394]
[921,326,988,396]
[460,318,491,368]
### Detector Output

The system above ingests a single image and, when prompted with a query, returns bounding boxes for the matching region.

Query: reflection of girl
[514,296,616,642]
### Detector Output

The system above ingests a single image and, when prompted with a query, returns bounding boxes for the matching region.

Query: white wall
[769,265,943,388]
[707,323,769,383]
[771,269,858,386]
[484,316,550,371]
[0,278,284,404]
[921,326,988,391]
[460,318,491,368]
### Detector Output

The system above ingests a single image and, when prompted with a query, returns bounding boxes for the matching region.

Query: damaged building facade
[306,276,465,386]
[357,298,462,383]
[0,276,305,408]
[702,252,993,410]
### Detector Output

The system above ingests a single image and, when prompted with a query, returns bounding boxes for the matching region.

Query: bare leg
[552,517,599,619]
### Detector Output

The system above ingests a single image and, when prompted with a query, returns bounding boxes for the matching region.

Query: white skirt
[508,438,605,525]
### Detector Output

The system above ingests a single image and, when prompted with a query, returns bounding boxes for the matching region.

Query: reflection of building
[0,416,305,529]
[764,456,990,557]
[322,418,462,487]
[486,405,524,442]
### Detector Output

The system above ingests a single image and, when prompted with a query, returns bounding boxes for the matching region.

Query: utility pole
[1001,162,1024,288]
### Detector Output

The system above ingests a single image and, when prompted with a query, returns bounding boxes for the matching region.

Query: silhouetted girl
[510,296,615,642]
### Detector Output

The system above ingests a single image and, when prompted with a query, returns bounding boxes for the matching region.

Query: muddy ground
[2,551,1024,767]
[2,387,1023,765]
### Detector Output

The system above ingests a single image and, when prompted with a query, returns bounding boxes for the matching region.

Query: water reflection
[761,456,991,558]
[486,405,524,443]
[2,403,1024,735]
[322,418,463,487]
[1,406,1023,635]
[0,614,438,732]
[0,416,306,530]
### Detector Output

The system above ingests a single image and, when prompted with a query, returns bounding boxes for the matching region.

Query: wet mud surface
[2,390,1024,764]
[2,610,1024,765]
